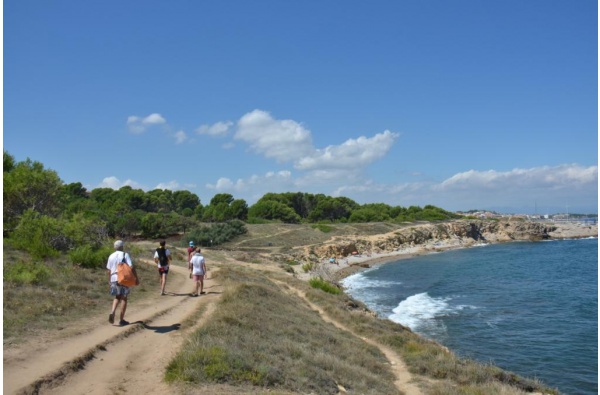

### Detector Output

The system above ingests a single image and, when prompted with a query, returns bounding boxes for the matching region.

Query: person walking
[154,240,172,295]
[186,241,195,262]
[188,247,207,296]
[106,240,133,326]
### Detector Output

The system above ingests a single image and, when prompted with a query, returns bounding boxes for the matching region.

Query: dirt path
[271,279,424,395]
[5,248,423,395]
[4,255,223,395]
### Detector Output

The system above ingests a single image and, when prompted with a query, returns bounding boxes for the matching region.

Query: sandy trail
[4,256,222,395]
[271,279,423,395]
[5,248,423,395]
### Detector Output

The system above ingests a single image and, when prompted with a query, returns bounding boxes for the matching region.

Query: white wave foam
[340,270,401,291]
[387,293,476,335]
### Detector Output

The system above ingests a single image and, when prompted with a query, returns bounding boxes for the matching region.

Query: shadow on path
[139,322,181,334]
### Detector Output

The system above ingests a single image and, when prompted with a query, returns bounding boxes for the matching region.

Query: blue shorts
[110,281,130,297]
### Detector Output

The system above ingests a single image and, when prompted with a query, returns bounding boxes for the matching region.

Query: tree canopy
[3,150,460,257]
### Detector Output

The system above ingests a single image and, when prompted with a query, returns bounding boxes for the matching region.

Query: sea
[341,238,598,395]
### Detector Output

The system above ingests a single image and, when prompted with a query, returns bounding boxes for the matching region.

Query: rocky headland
[293,220,598,280]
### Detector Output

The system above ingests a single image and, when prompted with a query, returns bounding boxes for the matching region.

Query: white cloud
[234,110,314,162]
[127,113,167,133]
[196,121,233,136]
[97,176,145,190]
[329,164,598,212]
[174,130,188,144]
[143,113,166,125]
[155,180,180,190]
[206,171,294,196]
[296,130,398,171]
[437,164,598,192]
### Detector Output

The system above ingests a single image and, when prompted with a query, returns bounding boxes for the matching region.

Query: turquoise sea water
[341,238,598,395]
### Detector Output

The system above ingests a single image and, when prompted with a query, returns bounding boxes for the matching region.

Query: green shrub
[4,261,52,285]
[309,277,341,295]
[186,220,247,247]
[67,245,113,269]
[301,262,313,272]
[7,210,62,258]
[311,223,333,233]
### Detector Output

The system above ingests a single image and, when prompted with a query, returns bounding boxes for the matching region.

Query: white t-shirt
[153,248,171,268]
[190,253,206,275]
[106,251,133,283]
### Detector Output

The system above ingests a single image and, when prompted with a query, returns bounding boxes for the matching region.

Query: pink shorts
[192,274,204,282]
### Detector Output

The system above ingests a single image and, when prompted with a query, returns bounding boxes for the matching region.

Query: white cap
[114,240,124,249]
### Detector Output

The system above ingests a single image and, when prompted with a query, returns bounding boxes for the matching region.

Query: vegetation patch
[298,278,558,395]
[309,277,342,295]
[3,245,158,344]
[311,223,333,233]
[165,266,398,394]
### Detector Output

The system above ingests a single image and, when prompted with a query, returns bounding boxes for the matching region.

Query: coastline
[315,221,599,284]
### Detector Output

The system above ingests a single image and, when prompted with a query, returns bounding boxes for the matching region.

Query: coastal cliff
[303,220,597,263]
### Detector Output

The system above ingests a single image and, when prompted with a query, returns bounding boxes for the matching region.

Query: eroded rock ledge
[303,220,597,263]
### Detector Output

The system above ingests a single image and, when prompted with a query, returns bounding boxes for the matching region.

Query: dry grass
[288,275,559,394]
[3,244,158,345]
[165,266,400,395]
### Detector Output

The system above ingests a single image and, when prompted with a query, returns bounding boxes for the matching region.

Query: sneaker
[119,320,129,326]
[108,313,115,324]
[200,291,206,295]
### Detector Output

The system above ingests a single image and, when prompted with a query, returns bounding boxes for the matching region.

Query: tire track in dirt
[272,279,423,395]
[4,257,223,395]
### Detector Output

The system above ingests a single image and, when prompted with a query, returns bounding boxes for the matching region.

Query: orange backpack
[117,253,139,287]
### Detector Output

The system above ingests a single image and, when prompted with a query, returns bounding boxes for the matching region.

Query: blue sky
[4,1,598,214]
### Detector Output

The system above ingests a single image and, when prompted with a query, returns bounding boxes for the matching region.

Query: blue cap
[189,241,194,246]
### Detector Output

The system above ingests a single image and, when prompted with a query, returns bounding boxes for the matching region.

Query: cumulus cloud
[97,176,145,190]
[127,113,167,134]
[206,171,294,196]
[155,180,180,190]
[437,164,598,192]
[234,110,314,162]
[196,121,233,136]
[174,130,188,144]
[296,130,398,171]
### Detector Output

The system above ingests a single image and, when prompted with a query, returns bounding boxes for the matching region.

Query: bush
[7,210,62,258]
[186,220,247,247]
[309,277,341,295]
[68,245,113,269]
[311,224,333,233]
[4,261,52,285]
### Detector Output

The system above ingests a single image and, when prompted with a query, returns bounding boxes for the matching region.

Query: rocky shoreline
[298,220,598,282]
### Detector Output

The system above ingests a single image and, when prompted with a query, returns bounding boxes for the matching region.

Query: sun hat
[114,240,124,249]
[189,241,195,246]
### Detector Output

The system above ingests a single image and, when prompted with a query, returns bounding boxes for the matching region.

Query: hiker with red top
[106,240,133,326]
[187,240,195,262]
[154,240,172,295]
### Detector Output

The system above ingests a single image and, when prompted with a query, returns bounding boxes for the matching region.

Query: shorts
[192,274,204,282]
[110,281,130,297]
[158,266,169,275]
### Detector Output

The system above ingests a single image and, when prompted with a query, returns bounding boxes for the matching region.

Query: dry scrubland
[5,220,590,394]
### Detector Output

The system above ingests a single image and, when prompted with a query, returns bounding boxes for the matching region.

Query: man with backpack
[106,240,133,326]
[154,240,172,295]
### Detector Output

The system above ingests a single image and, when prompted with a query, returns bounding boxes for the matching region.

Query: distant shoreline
[320,222,598,283]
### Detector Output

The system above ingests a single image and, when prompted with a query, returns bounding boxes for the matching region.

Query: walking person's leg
[160,272,167,294]
[119,295,128,325]
[199,275,205,294]
[110,297,120,324]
